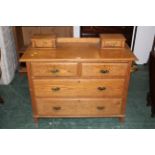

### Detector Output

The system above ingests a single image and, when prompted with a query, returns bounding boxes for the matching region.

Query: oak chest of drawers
[20,37,136,125]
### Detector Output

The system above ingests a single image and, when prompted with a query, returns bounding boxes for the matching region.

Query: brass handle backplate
[53,106,61,110]
[51,69,59,73]
[97,87,106,91]
[100,69,109,74]
[51,87,60,91]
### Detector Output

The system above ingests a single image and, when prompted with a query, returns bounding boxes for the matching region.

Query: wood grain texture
[20,40,136,62]
[82,63,128,77]
[32,79,125,97]
[20,37,137,124]
[31,62,78,77]
[26,63,38,115]
[120,61,132,120]
[100,34,126,49]
[22,26,73,46]
[36,98,122,116]
[31,35,57,48]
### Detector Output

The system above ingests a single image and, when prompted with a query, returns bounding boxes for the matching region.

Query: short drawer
[33,79,125,97]
[82,63,128,77]
[36,98,122,116]
[31,63,78,77]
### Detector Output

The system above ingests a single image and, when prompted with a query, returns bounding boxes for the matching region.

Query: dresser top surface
[20,41,137,62]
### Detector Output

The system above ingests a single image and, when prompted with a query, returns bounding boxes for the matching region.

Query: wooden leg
[0,96,4,104]
[34,117,39,128]
[151,107,155,118]
[19,71,25,77]
[119,117,125,123]
[151,113,155,118]
[146,92,151,106]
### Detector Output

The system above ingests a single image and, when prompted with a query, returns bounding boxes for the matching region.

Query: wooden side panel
[36,98,122,116]
[120,62,132,120]
[26,62,38,123]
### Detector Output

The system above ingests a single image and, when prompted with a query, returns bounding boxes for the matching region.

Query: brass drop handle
[100,69,109,74]
[53,106,61,110]
[51,87,60,91]
[51,69,59,73]
[97,87,106,91]
[97,106,105,110]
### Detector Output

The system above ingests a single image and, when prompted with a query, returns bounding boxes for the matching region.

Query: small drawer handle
[97,106,105,110]
[100,70,109,74]
[97,87,106,91]
[53,106,61,110]
[51,87,60,91]
[51,69,59,73]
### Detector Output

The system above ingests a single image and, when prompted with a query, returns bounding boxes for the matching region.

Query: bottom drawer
[36,98,122,116]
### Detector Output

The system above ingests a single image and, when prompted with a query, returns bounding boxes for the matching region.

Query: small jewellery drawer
[100,34,126,48]
[36,98,122,116]
[32,39,56,48]
[31,63,78,77]
[33,79,125,97]
[31,35,56,48]
[101,40,124,48]
[82,63,128,77]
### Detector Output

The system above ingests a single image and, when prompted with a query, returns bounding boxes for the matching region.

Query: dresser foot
[119,117,125,123]
[34,117,39,128]
[146,92,151,106]
[0,96,4,104]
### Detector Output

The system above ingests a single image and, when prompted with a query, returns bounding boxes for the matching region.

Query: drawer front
[36,98,122,116]
[101,40,124,48]
[33,79,125,97]
[32,39,56,48]
[82,63,128,77]
[31,63,78,77]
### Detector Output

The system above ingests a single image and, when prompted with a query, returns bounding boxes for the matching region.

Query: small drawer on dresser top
[31,35,56,48]
[82,63,128,77]
[32,39,56,48]
[36,98,122,116]
[100,34,126,48]
[31,63,78,77]
[101,40,124,48]
[33,79,125,97]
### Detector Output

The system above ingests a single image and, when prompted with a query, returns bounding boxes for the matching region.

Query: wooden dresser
[20,37,136,125]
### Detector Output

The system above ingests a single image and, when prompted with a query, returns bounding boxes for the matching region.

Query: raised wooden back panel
[22,26,73,46]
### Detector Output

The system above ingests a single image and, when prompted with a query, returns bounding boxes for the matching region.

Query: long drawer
[33,79,125,97]
[31,62,78,77]
[82,63,128,77]
[36,98,122,116]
